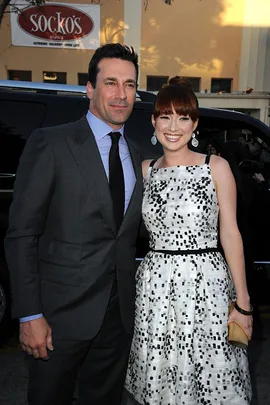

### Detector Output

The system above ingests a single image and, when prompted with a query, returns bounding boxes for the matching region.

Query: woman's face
[152,107,198,152]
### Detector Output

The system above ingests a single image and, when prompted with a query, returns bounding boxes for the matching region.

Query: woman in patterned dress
[125,79,253,405]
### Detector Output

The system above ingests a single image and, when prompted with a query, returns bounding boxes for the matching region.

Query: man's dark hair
[88,43,139,87]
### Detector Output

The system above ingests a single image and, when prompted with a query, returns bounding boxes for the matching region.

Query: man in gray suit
[5,43,143,405]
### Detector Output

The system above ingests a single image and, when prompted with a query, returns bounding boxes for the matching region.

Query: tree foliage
[0,0,44,26]
[144,0,172,11]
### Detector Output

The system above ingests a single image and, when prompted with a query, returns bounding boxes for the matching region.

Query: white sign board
[10,2,100,50]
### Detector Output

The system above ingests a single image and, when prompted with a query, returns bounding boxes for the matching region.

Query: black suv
[1,80,270,344]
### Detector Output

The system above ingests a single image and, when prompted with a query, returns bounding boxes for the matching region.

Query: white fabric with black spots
[125,162,251,405]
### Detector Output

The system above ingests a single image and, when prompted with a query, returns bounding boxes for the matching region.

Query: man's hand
[19,317,53,360]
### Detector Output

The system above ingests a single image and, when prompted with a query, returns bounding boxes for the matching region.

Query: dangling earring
[191,132,199,148]
[151,131,157,146]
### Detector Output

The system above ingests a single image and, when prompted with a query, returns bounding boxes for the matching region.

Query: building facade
[0,0,270,122]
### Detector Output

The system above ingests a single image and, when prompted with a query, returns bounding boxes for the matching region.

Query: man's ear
[86,81,94,100]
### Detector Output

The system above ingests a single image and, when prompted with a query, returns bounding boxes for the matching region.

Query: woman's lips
[164,134,182,142]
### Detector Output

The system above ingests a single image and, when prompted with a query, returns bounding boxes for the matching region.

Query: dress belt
[150,247,219,255]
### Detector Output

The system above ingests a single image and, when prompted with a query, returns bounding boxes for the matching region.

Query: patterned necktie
[109,132,125,231]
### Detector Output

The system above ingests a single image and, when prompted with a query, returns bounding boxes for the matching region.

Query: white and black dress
[125,155,251,405]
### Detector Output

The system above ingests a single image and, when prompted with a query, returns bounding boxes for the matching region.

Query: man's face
[87,58,137,130]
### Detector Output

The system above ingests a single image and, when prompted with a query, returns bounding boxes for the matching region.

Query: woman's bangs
[173,102,194,118]
[154,85,199,121]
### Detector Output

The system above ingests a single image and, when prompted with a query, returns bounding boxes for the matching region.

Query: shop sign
[10,3,100,49]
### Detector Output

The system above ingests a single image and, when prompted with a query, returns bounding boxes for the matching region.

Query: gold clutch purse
[228,302,249,348]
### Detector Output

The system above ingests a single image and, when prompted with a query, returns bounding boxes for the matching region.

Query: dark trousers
[27,280,132,405]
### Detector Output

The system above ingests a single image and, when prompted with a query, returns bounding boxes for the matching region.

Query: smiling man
[5,43,143,405]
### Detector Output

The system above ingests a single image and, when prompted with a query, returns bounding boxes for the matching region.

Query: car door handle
[0,173,16,193]
[0,173,16,178]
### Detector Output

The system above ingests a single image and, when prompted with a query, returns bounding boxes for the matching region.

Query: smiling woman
[152,110,197,155]
[150,81,199,164]
[125,77,252,405]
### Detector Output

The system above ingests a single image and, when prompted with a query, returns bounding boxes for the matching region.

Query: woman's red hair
[153,76,199,122]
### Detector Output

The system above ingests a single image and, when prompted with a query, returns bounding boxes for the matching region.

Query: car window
[76,100,90,118]
[0,99,47,140]
[194,123,270,262]
[41,97,89,126]
[0,100,47,174]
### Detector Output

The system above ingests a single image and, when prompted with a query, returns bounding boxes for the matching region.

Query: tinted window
[184,77,201,92]
[76,99,90,118]
[211,78,232,93]
[0,100,47,173]
[8,70,32,81]
[194,122,270,262]
[78,73,88,86]
[146,76,168,92]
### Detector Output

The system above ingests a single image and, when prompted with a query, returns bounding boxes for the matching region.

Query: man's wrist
[19,314,43,323]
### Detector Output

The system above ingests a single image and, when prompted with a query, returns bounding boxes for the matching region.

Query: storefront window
[146,75,168,92]
[8,70,32,81]
[43,72,66,84]
[211,78,232,93]
[183,77,201,92]
[78,73,88,86]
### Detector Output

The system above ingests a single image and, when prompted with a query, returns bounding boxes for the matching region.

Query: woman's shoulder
[209,154,230,170]
[142,159,156,177]
[209,154,234,184]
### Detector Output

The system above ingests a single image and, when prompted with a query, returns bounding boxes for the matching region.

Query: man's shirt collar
[86,111,124,141]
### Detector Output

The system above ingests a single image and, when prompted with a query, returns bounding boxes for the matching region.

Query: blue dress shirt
[20,111,136,323]
[86,111,136,213]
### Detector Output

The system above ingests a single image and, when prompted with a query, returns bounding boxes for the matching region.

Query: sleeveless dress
[125,156,251,405]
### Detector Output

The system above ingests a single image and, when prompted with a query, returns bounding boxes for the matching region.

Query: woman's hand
[228,307,253,340]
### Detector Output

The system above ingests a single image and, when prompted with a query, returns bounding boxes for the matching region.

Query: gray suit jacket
[5,116,143,339]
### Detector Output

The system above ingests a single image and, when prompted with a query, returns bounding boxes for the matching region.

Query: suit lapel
[118,134,143,236]
[66,116,116,233]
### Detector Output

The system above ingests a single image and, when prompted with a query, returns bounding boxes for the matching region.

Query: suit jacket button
[109,268,116,274]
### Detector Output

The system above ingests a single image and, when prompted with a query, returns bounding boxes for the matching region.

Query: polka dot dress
[125,158,252,405]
